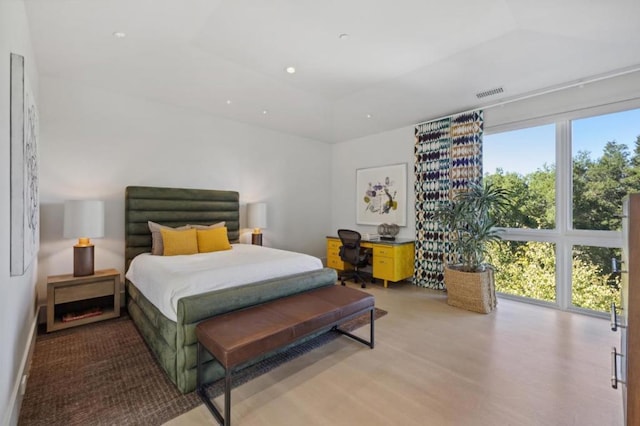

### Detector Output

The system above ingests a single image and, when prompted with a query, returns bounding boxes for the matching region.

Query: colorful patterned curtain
[413,111,483,289]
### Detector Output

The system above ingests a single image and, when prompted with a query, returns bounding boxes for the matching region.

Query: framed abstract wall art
[356,163,407,226]
[10,52,39,276]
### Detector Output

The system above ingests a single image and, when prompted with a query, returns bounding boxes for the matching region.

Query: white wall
[331,126,416,239]
[37,76,333,304]
[0,1,39,424]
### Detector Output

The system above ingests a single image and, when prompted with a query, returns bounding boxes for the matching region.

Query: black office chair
[337,229,372,288]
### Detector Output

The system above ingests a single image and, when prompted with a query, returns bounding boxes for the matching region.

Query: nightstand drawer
[55,279,115,304]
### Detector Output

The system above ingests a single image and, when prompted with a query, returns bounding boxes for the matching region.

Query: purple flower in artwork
[366,183,376,197]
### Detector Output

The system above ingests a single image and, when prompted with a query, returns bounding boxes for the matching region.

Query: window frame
[484,101,640,316]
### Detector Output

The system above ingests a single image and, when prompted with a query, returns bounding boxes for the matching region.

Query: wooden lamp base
[73,245,95,277]
[251,233,263,246]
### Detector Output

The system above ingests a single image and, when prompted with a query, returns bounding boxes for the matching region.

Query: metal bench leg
[370,307,375,349]
[197,341,230,425]
[335,308,375,349]
[224,370,232,426]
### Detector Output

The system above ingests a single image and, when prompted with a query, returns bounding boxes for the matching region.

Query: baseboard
[2,306,39,426]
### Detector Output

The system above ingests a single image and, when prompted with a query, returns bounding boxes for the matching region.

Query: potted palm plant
[433,181,512,313]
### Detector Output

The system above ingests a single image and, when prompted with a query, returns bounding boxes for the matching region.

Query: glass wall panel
[490,241,556,302]
[571,245,622,312]
[572,108,640,231]
[485,106,639,314]
[484,125,556,229]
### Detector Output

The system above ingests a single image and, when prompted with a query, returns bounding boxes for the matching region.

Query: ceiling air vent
[476,87,504,99]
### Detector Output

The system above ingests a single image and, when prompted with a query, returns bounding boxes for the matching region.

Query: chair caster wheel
[341,280,346,286]
[361,284,366,289]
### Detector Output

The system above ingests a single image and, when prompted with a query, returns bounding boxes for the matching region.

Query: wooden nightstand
[47,268,121,332]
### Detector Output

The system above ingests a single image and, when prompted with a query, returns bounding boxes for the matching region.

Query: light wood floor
[164,283,623,426]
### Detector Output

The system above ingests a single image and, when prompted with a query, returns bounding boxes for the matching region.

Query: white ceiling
[24,0,640,143]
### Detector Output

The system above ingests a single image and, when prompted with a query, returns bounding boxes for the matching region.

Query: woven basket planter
[444,266,497,314]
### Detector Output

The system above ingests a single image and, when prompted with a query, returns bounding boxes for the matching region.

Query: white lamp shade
[247,203,267,229]
[63,200,105,238]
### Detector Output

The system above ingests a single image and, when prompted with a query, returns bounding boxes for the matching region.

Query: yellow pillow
[160,228,198,256]
[197,227,232,253]
[148,221,191,255]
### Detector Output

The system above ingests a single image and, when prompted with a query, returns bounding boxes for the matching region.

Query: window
[571,246,621,313]
[483,106,640,315]
[491,241,556,302]
[484,125,555,229]
[572,109,640,231]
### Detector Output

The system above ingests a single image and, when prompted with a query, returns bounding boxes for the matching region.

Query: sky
[484,108,640,175]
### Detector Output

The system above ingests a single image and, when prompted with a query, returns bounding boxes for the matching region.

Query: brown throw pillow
[189,221,225,230]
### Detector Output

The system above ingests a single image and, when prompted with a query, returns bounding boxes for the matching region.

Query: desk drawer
[373,256,394,280]
[327,238,346,270]
[327,248,341,258]
[328,257,347,270]
[373,245,396,258]
[327,239,342,250]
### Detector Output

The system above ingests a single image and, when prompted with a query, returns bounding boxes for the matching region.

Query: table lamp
[247,202,267,246]
[64,200,105,276]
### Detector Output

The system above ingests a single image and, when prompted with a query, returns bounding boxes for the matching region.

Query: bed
[124,186,337,393]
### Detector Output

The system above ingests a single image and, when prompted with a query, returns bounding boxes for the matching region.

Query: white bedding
[125,244,323,321]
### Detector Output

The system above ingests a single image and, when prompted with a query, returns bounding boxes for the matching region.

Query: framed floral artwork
[356,163,407,226]
[10,53,39,276]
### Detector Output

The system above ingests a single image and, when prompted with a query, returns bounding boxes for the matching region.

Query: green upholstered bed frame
[124,186,337,393]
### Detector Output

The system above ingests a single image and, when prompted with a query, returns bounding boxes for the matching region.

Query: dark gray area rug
[19,308,386,426]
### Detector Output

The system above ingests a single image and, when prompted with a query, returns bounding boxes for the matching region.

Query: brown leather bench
[195,284,375,425]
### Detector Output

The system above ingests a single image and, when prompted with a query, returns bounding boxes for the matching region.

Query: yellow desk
[326,236,415,288]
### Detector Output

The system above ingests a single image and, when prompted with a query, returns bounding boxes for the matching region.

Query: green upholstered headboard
[125,186,240,271]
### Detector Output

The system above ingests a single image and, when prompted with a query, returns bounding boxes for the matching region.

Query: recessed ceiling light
[262,109,268,115]
[366,114,372,119]
[226,99,232,105]
[338,33,349,40]
[112,31,126,38]
[285,66,296,74]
